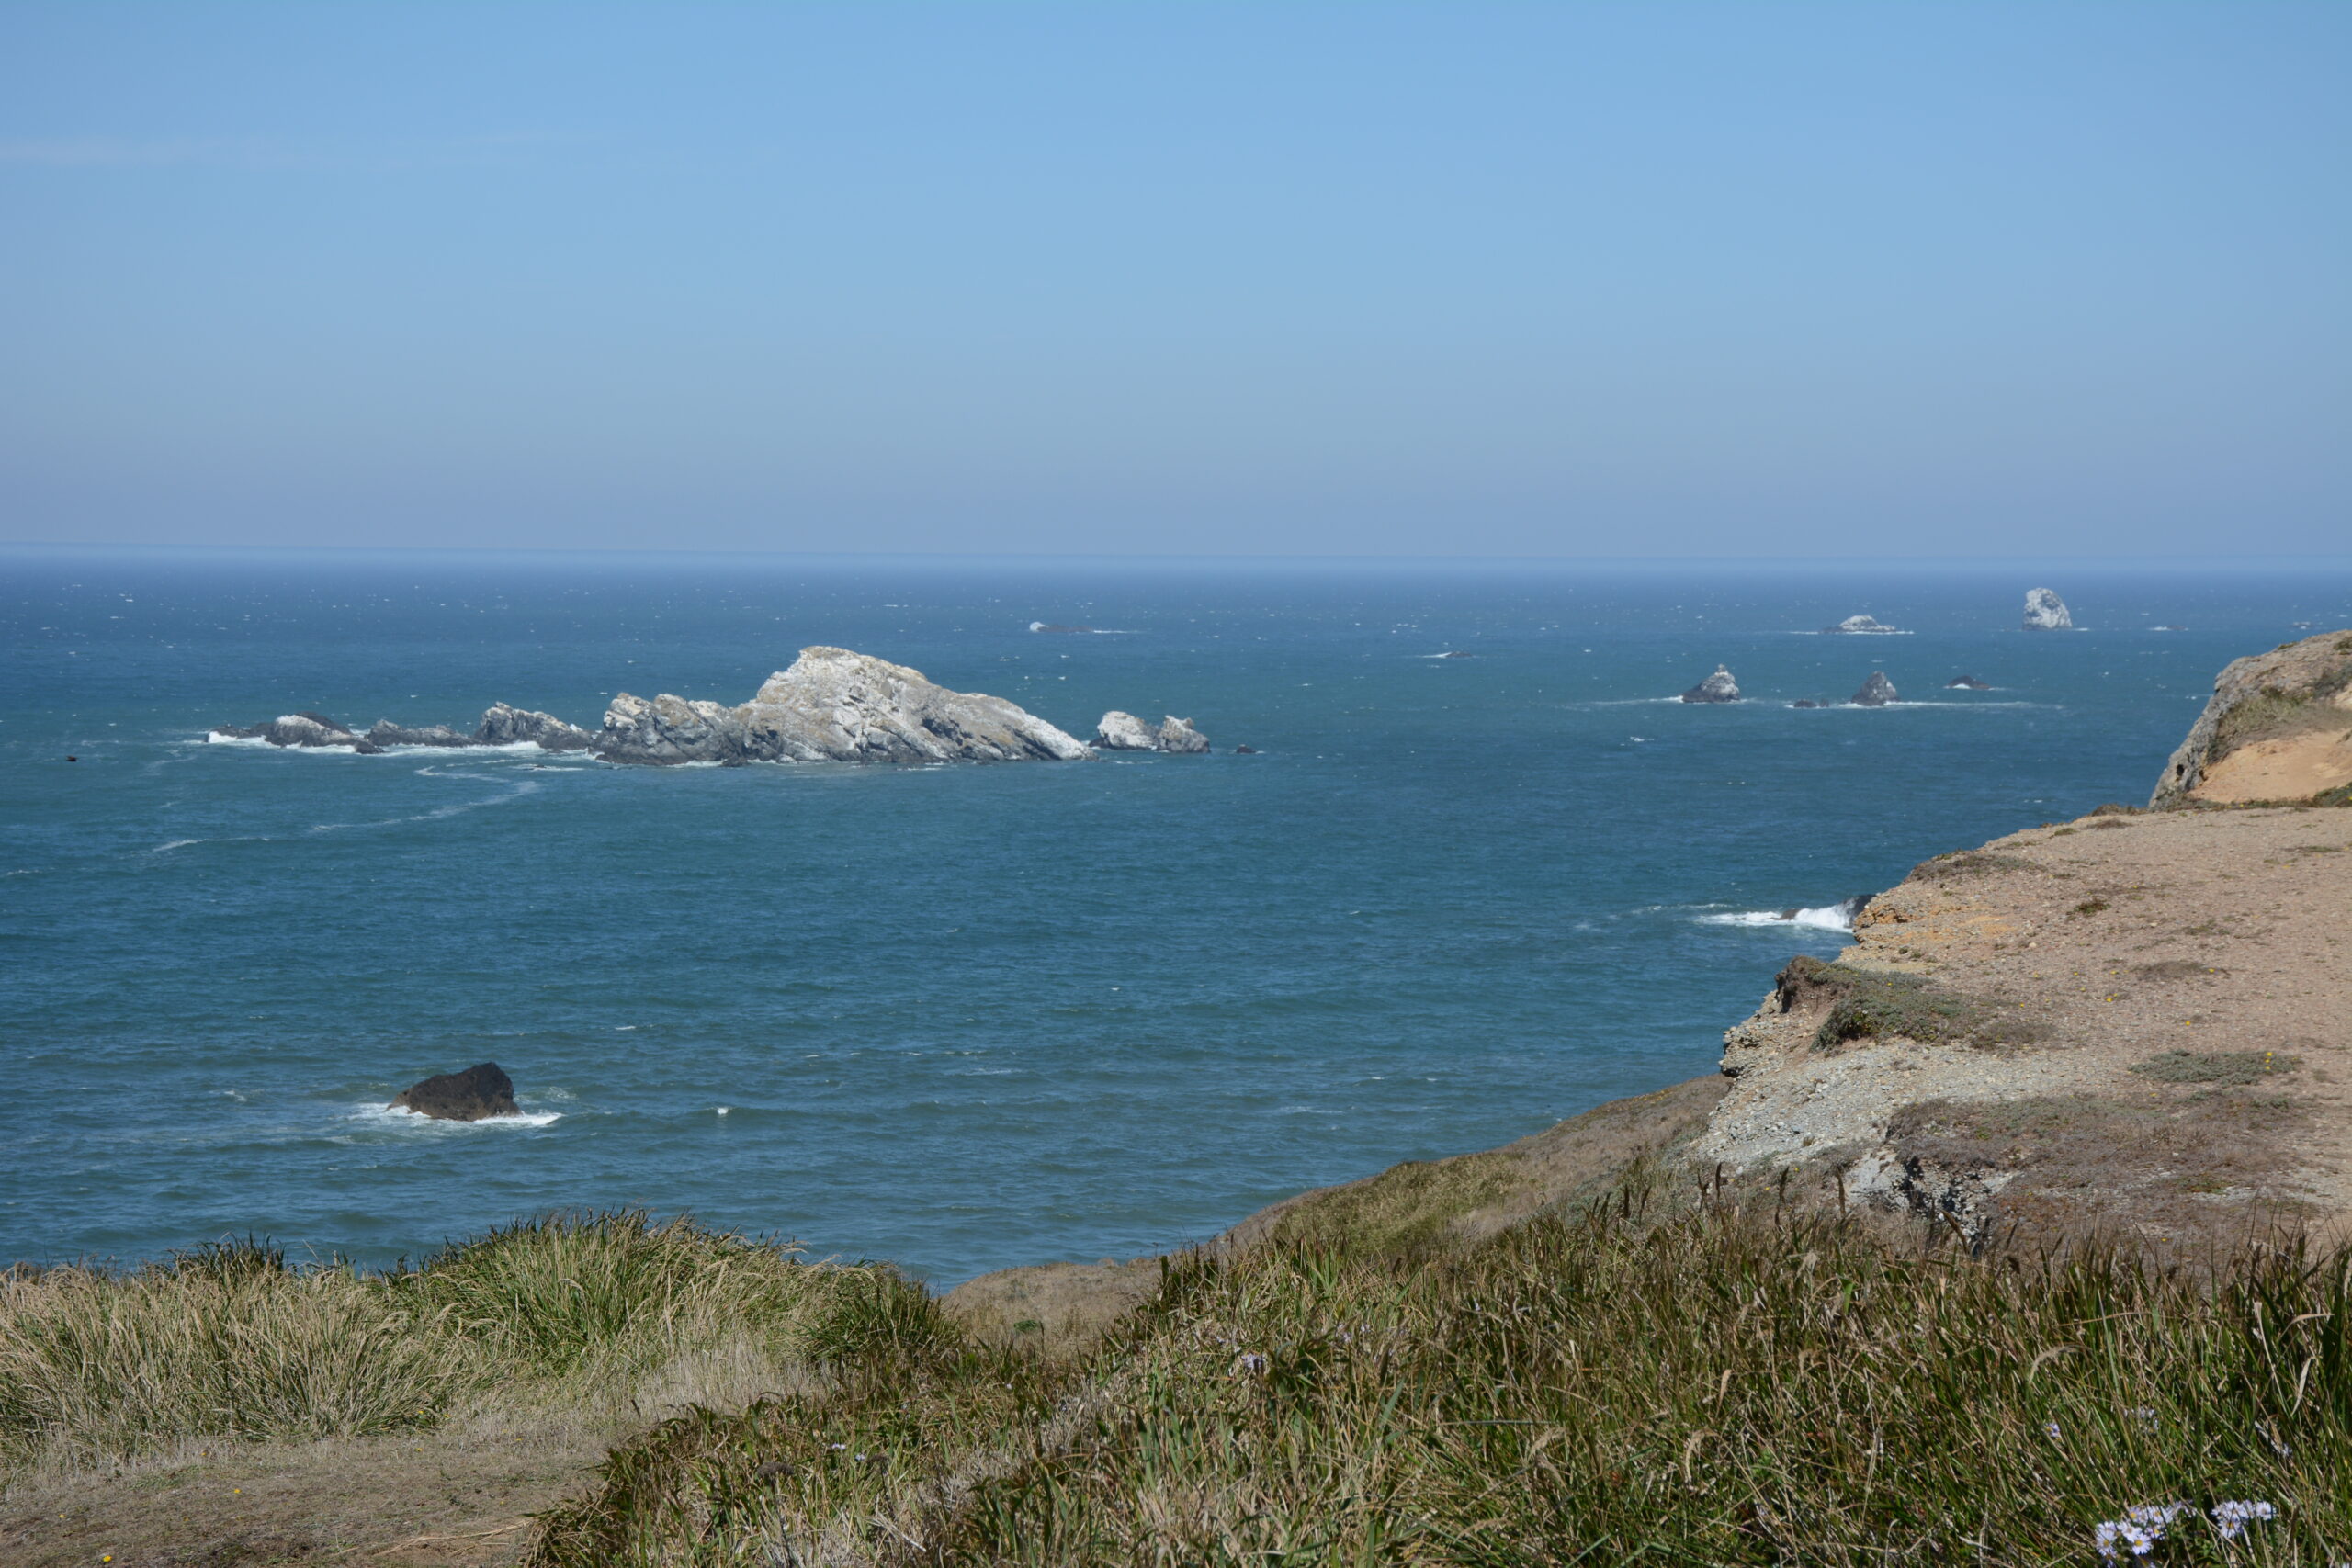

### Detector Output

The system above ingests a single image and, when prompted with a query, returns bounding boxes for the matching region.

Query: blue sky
[1,3,2346,557]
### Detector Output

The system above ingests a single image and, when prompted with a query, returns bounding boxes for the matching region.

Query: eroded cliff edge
[954,633,2352,1339]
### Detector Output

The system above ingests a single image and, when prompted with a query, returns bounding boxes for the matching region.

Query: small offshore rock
[390,1062,518,1122]
[1790,699,1821,709]
[1156,716,1210,754]
[1850,671,1898,706]
[1946,675,1991,690]
[2022,588,2073,630]
[212,712,375,750]
[1823,614,1904,635]
[475,703,594,750]
[1093,711,1159,751]
[1679,665,1741,704]
[1234,744,1259,754]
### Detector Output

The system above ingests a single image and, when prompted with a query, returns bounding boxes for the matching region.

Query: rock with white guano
[594,647,1092,766]
[1155,716,1210,754]
[1849,672,1898,706]
[1679,666,1741,704]
[475,704,594,750]
[2022,588,2073,630]
[1093,711,1159,751]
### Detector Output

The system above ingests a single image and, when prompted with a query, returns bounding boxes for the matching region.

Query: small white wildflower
[2127,1406,2157,1425]
[2124,1503,2189,1528]
[2045,1421,2063,1441]
[2209,1500,2277,1541]
[2094,1520,2158,1560]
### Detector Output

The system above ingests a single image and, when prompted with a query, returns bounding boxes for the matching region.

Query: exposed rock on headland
[1823,614,1904,635]
[594,648,1092,765]
[390,1062,519,1122]
[1849,671,1897,706]
[364,721,473,749]
[2150,627,2352,807]
[2021,587,2072,630]
[1679,665,1740,704]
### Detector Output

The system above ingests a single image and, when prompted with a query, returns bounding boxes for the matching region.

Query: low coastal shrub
[530,1194,2352,1566]
[2131,1050,2303,1088]
[0,1212,862,1473]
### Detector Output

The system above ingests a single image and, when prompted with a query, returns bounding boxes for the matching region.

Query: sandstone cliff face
[2150,628,2352,807]
[594,647,1092,766]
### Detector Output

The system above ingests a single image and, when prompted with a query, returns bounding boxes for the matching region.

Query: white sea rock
[595,647,1091,766]
[1093,711,1159,750]
[2022,588,2073,630]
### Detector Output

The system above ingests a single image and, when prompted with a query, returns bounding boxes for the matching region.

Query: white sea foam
[152,839,204,853]
[1702,902,1862,932]
[202,731,273,748]
[356,1103,562,1130]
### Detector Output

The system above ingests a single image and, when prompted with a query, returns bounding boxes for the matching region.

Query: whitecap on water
[352,1103,562,1131]
[1700,901,1863,933]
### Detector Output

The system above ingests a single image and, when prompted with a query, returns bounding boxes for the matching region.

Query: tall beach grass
[0,1211,880,1475]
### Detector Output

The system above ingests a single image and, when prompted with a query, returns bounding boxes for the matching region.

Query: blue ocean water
[4,549,2346,1283]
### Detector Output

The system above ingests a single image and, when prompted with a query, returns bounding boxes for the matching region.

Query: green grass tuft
[2131,1050,2303,1087]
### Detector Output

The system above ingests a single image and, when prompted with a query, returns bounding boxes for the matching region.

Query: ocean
[4,548,2346,1283]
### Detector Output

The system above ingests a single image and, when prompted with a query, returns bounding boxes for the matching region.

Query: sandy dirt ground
[1700,804,2352,1239]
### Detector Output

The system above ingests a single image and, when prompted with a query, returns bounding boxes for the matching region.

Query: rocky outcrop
[1093,711,1159,751]
[2021,588,2072,630]
[390,1062,519,1122]
[1849,672,1897,706]
[1824,615,1903,635]
[595,647,1092,766]
[2151,628,2352,807]
[1155,716,1210,754]
[475,704,594,750]
[1946,675,1990,690]
[365,721,474,749]
[1790,699,1821,709]
[210,713,381,751]
[1679,666,1740,704]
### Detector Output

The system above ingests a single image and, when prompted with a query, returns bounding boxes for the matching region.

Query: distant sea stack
[2022,588,2073,630]
[597,648,1092,765]
[1849,672,1898,706]
[1823,615,1904,635]
[391,1062,518,1122]
[1679,666,1740,704]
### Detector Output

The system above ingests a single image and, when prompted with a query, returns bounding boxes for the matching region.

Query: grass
[1908,850,2037,882]
[2132,1051,2304,1088]
[528,1188,2352,1566]
[0,1211,875,1476]
[1785,958,2047,1051]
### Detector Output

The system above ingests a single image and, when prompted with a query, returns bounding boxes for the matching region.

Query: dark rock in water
[475,703,594,750]
[1823,615,1904,635]
[1834,895,1871,924]
[1679,665,1740,704]
[390,1062,518,1122]
[365,720,474,748]
[1234,744,1259,754]
[1790,699,1821,709]
[1438,650,1473,659]
[1850,672,1898,706]
[1945,675,1991,690]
